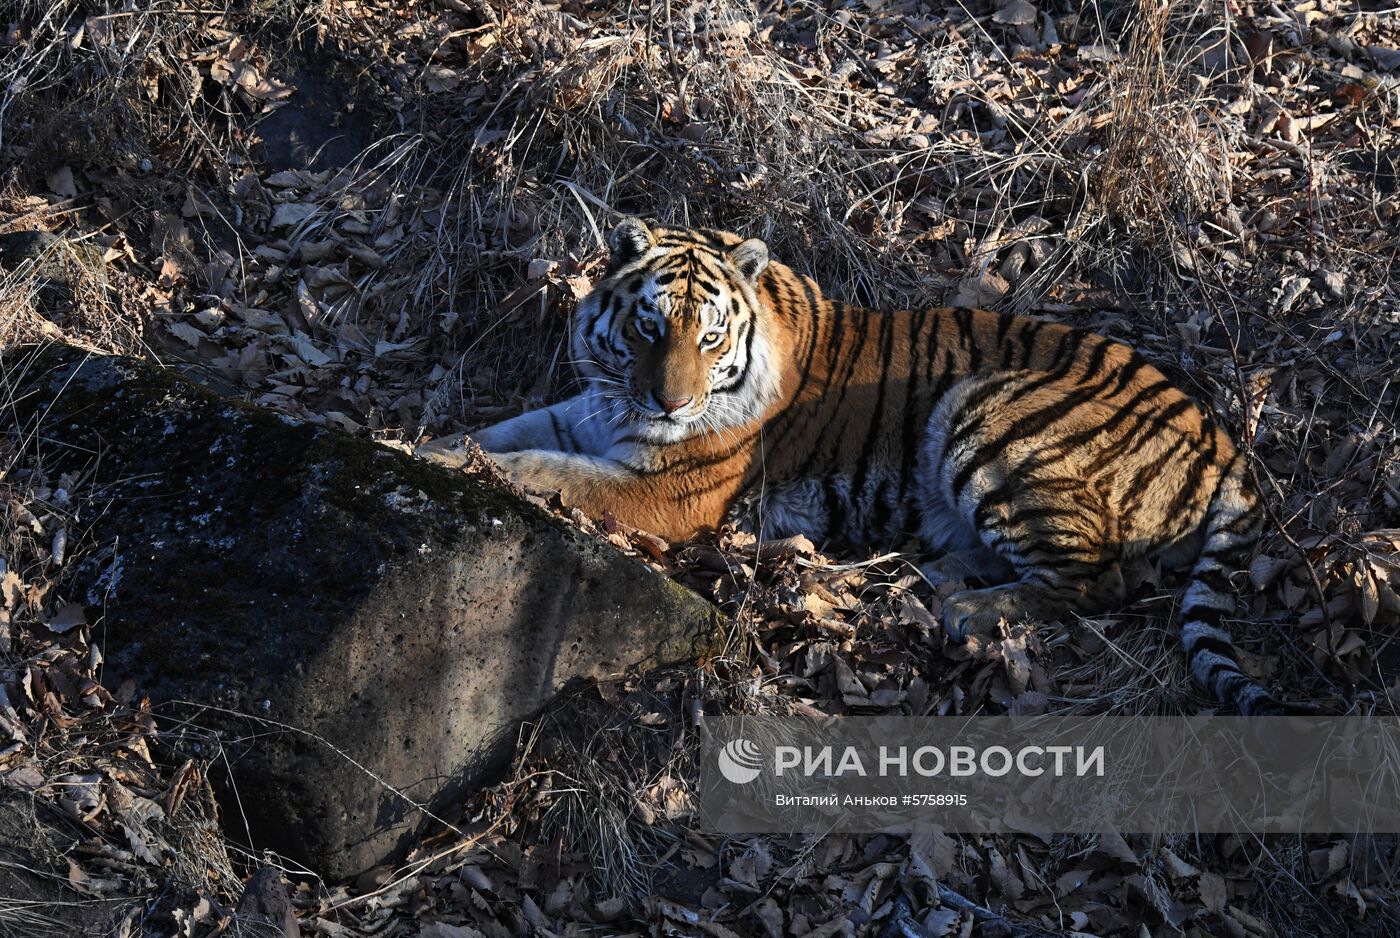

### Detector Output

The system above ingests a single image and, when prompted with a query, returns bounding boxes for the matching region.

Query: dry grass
[0,237,136,351]
[1090,0,1224,240]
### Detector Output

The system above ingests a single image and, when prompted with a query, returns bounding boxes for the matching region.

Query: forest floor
[2,0,1399,935]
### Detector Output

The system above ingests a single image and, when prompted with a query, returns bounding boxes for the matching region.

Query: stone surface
[2,345,719,881]
[0,229,61,267]
[235,867,300,938]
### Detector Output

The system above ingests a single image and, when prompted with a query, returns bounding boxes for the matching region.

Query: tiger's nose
[655,393,693,414]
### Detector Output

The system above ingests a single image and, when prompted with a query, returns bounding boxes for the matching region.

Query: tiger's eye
[701,331,723,347]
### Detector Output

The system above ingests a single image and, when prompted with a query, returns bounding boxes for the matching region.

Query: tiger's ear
[729,238,769,283]
[608,217,654,267]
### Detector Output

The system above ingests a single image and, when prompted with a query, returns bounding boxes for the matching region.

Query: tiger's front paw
[941,587,1019,642]
[469,421,523,454]
[489,451,549,487]
[415,431,477,469]
[920,548,1013,590]
[490,452,582,503]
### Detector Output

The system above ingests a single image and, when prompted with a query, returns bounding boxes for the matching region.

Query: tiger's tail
[1180,452,1282,715]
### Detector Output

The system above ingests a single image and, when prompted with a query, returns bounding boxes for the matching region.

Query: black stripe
[1018,542,1099,563]
[738,313,756,380]
[824,477,847,535]
[898,308,930,507]
[1184,635,1237,659]
[1162,431,1220,520]
[1044,329,1080,373]
[1000,504,1095,529]
[1223,507,1262,537]
[1086,397,1197,473]
[1078,336,1114,384]
[1119,433,1194,516]
[958,308,983,371]
[1181,603,1226,624]
[637,438,752,475]
[872,479,894,534]
[713,317,754,392]
[1025,378,1178,471]
[994,311,1012,344]
[547,410,578,451]
[928,347,957,412]
[973,473,1102,531]
[951,377,1113,498]
[973,481,1020,529]
[995,312,1015,368]
[1201,657,1244,683]
[1017,319,1045,369]
[794,303,872,478]
[1216,673,1259,705]
[592,302,615,342]
[953,307,974,356]
[1214,674,1256,704]
[922,317,939,387]
[943,373,1028,454]
[850,312,898,512]
[1105,353,1150,398]
[762,278,828,457]
[684,464,748,497]
[1193,568,1234,593]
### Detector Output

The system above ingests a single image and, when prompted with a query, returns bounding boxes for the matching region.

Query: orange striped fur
[418,220,1279,713]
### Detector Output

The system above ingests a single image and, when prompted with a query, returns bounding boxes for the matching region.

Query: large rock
[1,344,719,880]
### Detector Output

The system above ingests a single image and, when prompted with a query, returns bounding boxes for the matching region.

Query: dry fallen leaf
[45,602,86,634]
[46,165,78,198]
[993,0,1037,26]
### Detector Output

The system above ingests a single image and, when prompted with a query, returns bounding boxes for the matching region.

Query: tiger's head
[573,219,781,442]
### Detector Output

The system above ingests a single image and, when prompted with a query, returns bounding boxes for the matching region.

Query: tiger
[417,219,1281,715]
